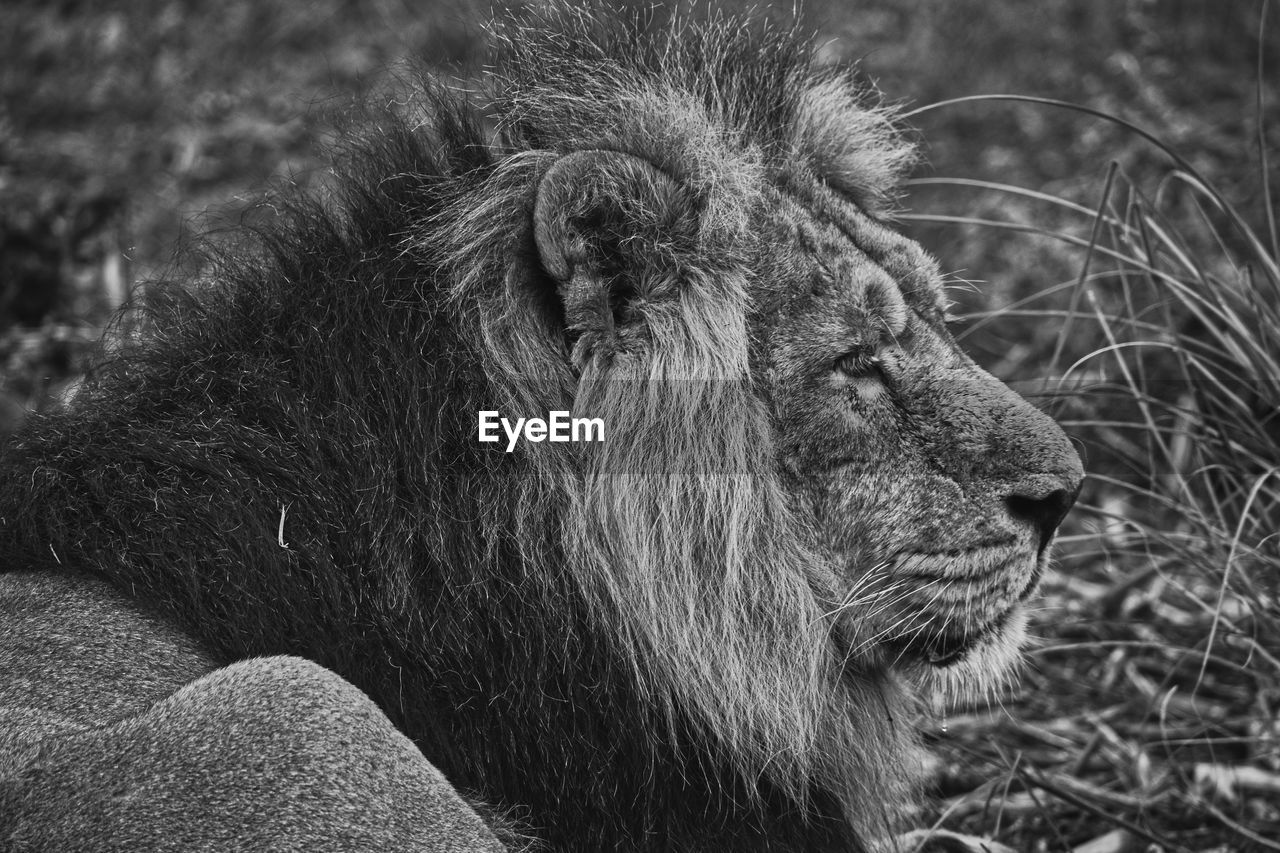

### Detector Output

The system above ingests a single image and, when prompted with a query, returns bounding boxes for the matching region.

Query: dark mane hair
[0,5,920,850]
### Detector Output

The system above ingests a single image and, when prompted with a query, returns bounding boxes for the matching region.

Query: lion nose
[1006,480,1080,554]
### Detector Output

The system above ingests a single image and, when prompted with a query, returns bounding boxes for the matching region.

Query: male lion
[0,6,1082,852]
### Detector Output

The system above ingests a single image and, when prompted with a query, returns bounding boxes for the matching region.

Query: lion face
[530,140,1082,708]
[756,180,1084,689]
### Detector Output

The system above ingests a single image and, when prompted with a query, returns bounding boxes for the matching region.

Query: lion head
[435,8,1083,839]
[0,6,1082,851]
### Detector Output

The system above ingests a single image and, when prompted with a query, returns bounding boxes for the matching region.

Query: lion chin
[915,607,1031,702]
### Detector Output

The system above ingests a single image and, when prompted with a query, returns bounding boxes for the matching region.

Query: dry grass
[906,81,1280,851]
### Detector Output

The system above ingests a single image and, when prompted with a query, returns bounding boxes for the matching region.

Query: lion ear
[533,150,695,334]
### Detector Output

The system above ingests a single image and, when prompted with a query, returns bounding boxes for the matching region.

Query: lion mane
[0,7,1067,852]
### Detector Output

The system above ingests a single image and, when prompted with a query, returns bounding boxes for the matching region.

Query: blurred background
[2,1,1277,849]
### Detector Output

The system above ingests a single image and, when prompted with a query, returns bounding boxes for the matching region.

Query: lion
[0,5,1082,852]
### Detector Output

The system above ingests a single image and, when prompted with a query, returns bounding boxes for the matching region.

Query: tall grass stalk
[902,89,1280,850]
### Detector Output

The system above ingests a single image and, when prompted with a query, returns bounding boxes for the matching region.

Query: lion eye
[834,347,881,377]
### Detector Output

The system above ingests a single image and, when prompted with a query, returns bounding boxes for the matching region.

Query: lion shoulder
[1,570,218,728]
[0,571,507,852]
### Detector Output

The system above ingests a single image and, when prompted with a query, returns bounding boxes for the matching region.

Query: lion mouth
[887,632,977,668]
[886,606,1015,669]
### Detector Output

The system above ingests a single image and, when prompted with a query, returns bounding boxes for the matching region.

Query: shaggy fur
[1,573,508,852]
[0,5,1082,852]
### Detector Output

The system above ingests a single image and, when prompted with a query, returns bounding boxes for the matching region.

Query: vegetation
[2,0,1276,849]
[914,109,1280,851]
[881,4,1280,849]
